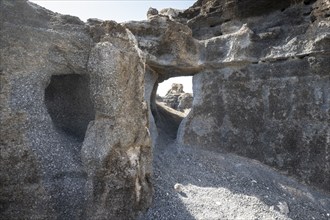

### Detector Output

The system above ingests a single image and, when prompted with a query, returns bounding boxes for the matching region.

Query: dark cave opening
[45,74,95,142]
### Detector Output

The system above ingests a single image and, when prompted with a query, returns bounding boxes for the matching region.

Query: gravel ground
[138,133,330,220]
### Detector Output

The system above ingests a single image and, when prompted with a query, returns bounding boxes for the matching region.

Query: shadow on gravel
[140,103,330,220]
[168,145,330,220]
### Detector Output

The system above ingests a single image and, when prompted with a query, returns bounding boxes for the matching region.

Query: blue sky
[30,0,194,95]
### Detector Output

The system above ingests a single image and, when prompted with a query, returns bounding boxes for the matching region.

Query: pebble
[174,183,183,192]
[277,201,290,215]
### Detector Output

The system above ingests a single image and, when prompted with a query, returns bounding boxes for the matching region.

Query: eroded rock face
[124,16,201,80]
[127,0,329,192]
[176,0,330,191]
[0,1,152,219]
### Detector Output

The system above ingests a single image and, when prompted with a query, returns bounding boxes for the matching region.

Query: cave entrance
[45,74,95,142]
[152,76,193,140]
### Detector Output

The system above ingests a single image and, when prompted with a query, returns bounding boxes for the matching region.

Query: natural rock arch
[1,0,330,219]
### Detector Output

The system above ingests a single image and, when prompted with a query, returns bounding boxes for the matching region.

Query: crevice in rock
[303,0,317,5]
[153,102,185,140]
[45,74,95,142]
[303,11,312,16]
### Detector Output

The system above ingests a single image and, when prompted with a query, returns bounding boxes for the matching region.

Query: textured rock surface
[0,1,152,219]
[1,0,330,219]
[180,0,311,39]
[177,0,330,192]
[127,0,330,192]
[124,16,201,81]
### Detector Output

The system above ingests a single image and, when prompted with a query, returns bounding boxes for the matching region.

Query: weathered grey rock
[128,0,329,192]
[144,66,159,147]
[1,0,330,219]
[83,20,152,220]
[162,83,183,110]
[179,0,310,39]
[177,0,330,192]
[147,7,158,19]
[127,0,330,192]
[124,16,201,80]
[160,83,193,112]
[0,1,152,219]
[178,93,193,112]
[159,8,182,20]
[166,83,184,95]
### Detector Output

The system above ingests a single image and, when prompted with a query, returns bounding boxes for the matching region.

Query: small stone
[277,201,290,215]
[174,183,183,192]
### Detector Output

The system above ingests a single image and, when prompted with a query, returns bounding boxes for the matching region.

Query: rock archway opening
[45,74,95,142]
[152,76,193,140]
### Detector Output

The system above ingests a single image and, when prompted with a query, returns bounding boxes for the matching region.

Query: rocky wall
[177,0,330,192]
[124,0,330,192]
[178,59,330,190]
[0,1,152,219]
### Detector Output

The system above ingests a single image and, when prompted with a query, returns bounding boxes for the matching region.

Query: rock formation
[176,0,330,193]
[126,0,330,192]
[160,83,193,112]
[0,1,152,219]
[0,0,329,219]
[147,7,158,19]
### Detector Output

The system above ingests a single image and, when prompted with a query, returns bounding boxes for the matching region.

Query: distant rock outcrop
[147,7,158,19]
[160,83,193,112]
